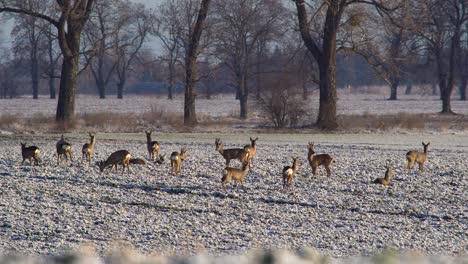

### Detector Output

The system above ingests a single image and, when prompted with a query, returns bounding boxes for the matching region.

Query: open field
[1,93,468,117]
[1,93,468,132]
[0,132,466,259]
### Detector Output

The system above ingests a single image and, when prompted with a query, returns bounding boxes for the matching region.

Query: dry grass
[338,112,468,131]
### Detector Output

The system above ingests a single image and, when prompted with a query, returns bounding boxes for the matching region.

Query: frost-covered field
[0,132,466,259]
[1,93,468,118]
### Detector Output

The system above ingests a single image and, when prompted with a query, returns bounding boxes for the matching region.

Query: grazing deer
[145,131,161,162]
[373,164,393,186]
[283,157,300,189]
[81,133,96,166]
[155,154,165,165]
[243,137,258,166]
[56,135,73,166]
[221,161,250,191]
[129,158,146,165]
[97,150,131,174]
[308,142,334,177]
[170,148,187,175]
[406,142,430,173]
[215,138,249,166]
[20,142,40,166]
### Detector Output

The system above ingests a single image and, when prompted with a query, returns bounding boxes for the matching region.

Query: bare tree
[346,3,416,100]
[292,0,397,129]
[154,1,185,99]
[184,0,212,126]
[10,0,50,99]
[1,0,95,123]
[83,0,121,99]
[413,0,467,113]
[43,22,61,99]
[114,2,152,99]
[212,0,285,119]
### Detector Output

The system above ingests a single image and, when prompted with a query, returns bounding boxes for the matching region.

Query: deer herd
[18,132,431,193]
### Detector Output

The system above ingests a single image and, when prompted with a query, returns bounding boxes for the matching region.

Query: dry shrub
[259,72,307,128]
[79,112,140,132]
[0,114,18,128]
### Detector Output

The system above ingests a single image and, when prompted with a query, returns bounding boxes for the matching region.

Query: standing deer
[283,157,300,190]
[308,142,334,177]
[146,131,161,162]
[81,133,96,166]
[243,137,258,166]
[215,138,249,166]
[373,164,393,186]
[20,142,40,166]
[221,161,250,191]
[406,142,430,173]
[56,135,73,166]
[97,150,131,174]
[170,148,187,175]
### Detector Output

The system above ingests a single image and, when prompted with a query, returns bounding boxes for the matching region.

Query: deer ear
[255,137,258,141]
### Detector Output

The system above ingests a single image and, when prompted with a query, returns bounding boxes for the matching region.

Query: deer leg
[407,160,414,173]
[312,165,318,176]
[326,165,332,177]
[418,162,424,173]
[34,157,39,166]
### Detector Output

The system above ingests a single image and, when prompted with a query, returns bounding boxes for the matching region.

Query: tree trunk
[405,79,412,95]
[389,80,399,100]
[31,56,39,99]
[432,82,437,96]
[168,61,174,100]
[97,78,106,99]
[56,54,78,123]
[117,83,124,99]
[460,78,467,101]
[183,0,211,127]
[49,77,56,99]
[238,73,248,119]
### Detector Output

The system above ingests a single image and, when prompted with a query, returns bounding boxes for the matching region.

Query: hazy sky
[0,0,163,56]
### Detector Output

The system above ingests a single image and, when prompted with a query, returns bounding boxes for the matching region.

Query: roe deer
[81,133,96,165]
[155,154,165,164]
[373,164,393,186]
[215,138,249,166]
[243,137,258,166]
[308,142,334,177]
[170,148,187,175]
[283,157,300,189]
[145,131,160,162]
[56,135,73,166]
[221,161,250,191]
[129,158,146,165]
[406,142,430,173]
[97,150,131,174]
[20,142,40,166]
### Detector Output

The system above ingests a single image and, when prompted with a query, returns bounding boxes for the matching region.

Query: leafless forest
[0,0,466,131]
[0,1,467,263]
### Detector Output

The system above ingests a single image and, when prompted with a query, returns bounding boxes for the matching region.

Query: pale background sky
[0,0,163,57]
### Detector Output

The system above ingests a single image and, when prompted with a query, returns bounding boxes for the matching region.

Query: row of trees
[1,0,467,129]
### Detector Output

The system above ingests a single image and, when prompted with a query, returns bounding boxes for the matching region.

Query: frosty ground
[0,132,466,258]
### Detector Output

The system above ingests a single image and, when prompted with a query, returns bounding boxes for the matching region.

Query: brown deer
[81,133,96,165]
[221,161,250,191]
[243,137,258,166]
[406,142,430,173]
[97,150,131,174]
[20,142,40,166]
[170,148,187,175]
[215,138,249,166]
[308,142,334,177]
[373,164,393,186]
[283,157,300,189]
[129,158,146,165]
[145,131,161,162]
[56,135,73,166]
